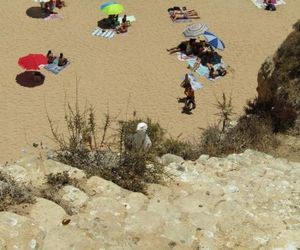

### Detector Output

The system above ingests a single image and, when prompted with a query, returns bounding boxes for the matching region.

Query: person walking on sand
[181,74,196,113]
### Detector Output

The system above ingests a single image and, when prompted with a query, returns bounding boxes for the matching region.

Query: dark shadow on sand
[16,71,45,88]
[26,7,50,19]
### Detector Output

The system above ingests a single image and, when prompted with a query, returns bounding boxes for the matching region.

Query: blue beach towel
[92,28,116,39]
[44,58,70,75]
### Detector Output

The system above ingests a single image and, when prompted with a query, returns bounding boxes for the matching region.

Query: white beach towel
[176,52,196,62]
[91,28,116,39]
[187,73,203,90]
[44,14,63,20]
[118,15,136,23]
[251,0,286,9]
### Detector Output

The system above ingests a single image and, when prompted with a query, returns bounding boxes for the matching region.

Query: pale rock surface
[29,198,67,233]
[1,150,300,249]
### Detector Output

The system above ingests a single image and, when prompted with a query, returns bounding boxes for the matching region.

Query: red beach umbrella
[18,54,48,70]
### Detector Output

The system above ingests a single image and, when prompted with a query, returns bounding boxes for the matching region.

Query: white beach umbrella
[183,23,209,38]
[33,0,48,2]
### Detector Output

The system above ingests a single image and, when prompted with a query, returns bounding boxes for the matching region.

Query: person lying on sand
[173,7,198,16]
[170,9,200,21]
[209,67,227,79]
[167,39,196,55]
[58,53,68,66]
[46,50,56,64]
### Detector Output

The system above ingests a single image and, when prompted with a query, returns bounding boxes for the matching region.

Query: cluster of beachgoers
[165,6,227,114]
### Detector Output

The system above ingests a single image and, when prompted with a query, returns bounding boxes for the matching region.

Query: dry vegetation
[0,171,35,211]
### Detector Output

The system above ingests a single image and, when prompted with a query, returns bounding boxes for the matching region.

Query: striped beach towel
[92,28,116,39]
[251,0,286,8]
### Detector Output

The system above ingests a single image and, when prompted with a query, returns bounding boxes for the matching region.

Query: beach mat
[177,52,196,61]
[187,73,203,90]
[168,11,193,23]
[44,14,63,20]
[43,58,70,74]
[187,59,226,81]
[251,0,286,8]
[92,28,116,39]
[118,15,136,23]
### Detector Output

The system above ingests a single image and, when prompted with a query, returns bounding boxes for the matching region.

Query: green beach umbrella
[101,3,124,15]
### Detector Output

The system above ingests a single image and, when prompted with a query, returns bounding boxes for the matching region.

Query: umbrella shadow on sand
[26,7,49,19]
[16,71,45,88]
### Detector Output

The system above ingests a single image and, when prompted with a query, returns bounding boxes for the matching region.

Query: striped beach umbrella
[202,31,225,51]
[99,1,117,10]
[101,3,124,15]
[183,23,209,38]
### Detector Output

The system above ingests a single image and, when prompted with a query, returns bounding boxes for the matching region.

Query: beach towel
[168,11,192,23]
[43,58,70,74]
[92,28,116,39]
[187,59,226,81]
[177,52,196,62]
[118,15,136,23]
[44,14,64,20]
[187,73,203,90]
[251,0,286,8]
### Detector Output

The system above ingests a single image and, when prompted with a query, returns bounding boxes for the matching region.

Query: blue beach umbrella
[202,31,225,51]
[99,1,117,10]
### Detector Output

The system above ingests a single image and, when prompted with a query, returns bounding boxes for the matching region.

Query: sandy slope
[0,0,299,163]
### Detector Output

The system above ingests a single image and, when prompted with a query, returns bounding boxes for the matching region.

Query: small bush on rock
[0,171,35,211]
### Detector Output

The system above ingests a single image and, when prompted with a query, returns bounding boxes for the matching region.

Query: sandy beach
[0,0,299,163]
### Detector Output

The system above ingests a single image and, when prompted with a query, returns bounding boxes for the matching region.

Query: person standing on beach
[180,74,196,113]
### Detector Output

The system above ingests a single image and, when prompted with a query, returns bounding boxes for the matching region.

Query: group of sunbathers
[46,50,68,66]
[168,6,200,21]
[105,14,131,33]
[167,38,227,79]
[40,0,65,14]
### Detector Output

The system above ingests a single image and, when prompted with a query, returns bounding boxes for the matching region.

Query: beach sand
[0,0,299,163]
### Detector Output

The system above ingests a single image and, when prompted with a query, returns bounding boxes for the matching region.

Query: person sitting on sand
[116,22,128,33]
[58,53,68,66]
[46,50,56,64]
[56,0,66,8]
[264,0,276,10]
[121,15,131,27]
[45,0,57,14]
